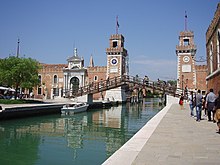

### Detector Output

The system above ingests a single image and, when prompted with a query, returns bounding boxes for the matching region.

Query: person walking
[195,89,203,122]
[179,94,184,110]
[214,90,220,133]
[188,91,195,117]
[179,94,184,105]
[203,93,208,117]
[206,89,216,122]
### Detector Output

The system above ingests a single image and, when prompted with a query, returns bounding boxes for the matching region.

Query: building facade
[176,30,207,95]
[176,31,197,93]
[63,48,87,98]
[206,3,220,93]
[34,33,128,101]
[105,34,129,102]
[34,63,67,99]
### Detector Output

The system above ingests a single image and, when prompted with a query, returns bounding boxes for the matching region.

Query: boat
[61,102,89,115]
[102,100,112,108]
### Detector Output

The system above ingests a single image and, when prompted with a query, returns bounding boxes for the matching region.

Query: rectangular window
[38,87,42,95]
[183,39,189,46]
[113,41,118,48]
[53,88,59,96]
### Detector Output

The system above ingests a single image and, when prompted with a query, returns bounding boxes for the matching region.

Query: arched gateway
[63,48,86,97]
[70,77,79,95]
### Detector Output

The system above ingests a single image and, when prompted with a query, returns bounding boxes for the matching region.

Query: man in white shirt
[206,88,216,122]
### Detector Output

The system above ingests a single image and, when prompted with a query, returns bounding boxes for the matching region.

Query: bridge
[65,75,177,100]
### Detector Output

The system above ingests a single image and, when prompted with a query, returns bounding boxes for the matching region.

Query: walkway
[103,96,220,165]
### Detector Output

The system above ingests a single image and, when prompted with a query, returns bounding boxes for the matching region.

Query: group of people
[180,89,220,133]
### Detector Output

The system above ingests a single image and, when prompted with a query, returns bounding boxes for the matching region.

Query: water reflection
[0,98,162,165]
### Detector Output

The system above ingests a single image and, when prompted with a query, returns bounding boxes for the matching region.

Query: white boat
[61,102,89,115]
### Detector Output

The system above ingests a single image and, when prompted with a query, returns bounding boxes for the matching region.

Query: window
[38,87,42,95]
[217,30,220,68]
[113,41,118,48]
[54,75,58,84]
[94,76,98,81]
[38,75,42,84]
[53,88,59,96]
[183,39,189,46]
[210,42,213,73]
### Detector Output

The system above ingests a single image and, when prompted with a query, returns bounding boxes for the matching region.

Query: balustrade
[65,75,177,98]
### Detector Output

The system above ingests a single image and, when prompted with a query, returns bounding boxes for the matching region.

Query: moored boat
[61,102,89,115]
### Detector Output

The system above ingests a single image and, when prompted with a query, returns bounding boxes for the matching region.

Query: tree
[0,56,41,99]
[167,80,177,87]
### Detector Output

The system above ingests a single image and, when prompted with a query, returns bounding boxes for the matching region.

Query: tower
[106,34,128,77]
[176,31,197,93]
[105,34,129,102]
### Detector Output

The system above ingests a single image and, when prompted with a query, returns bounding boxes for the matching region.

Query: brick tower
[176,31,197,93]
[105,34,129,102]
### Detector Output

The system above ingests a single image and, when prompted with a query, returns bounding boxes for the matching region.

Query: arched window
[37,75,42,95]
[209,42,213,73]
[38,75,42,84]
[94,75,98,81]
[54,75,58,84]
[217,30,220,68]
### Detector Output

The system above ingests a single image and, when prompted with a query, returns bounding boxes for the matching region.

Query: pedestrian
[203,93,208,117]
[188,91,195,117]
[179,94,184,106]
[195,89,203,122]
[214,90,220,133]
[205,89,216,122]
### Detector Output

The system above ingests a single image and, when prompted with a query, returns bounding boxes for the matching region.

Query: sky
[0,0,219,81]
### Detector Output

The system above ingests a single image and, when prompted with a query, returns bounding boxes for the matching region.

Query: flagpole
[185,11,187,31]
[16,38,20,58]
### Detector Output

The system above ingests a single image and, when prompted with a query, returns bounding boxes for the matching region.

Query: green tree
[0,56,41,99]
[167,80,177,86]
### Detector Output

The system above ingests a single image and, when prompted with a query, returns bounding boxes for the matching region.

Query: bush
[0,99,43,104]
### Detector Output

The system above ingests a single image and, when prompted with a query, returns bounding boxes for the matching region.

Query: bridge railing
[65,75,177,98]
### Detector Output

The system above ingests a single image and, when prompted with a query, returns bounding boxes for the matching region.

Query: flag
[117,20,119,28]
[116,15,119,28]
[185,11,187,18]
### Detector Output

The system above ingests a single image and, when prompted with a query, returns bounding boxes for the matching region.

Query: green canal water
[0,98,163,165]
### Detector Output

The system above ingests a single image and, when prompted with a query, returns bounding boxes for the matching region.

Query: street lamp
[177,75,188,95]
[181,75,188,96]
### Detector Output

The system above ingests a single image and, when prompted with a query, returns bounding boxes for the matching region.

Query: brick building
[34,64,67,99]
[176,29,207,95]
[206,3,220,94]
[86,65,107,100]
[34,33,128,101]
[34,51,107,100]
[195,65,207,94]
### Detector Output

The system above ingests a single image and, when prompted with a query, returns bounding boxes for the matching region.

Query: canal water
[0,98,163,165]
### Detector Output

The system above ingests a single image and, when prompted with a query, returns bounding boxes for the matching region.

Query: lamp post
[177,75,188,95]
[181,75,188,96]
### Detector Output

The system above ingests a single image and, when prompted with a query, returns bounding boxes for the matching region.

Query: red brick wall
[207,73,220,94]
[86,66,107,100]
[195,65,207,92]
[206,3,220,94]
[34,64,67,99]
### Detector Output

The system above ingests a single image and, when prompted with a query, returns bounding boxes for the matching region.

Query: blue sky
[0,0,219,80]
